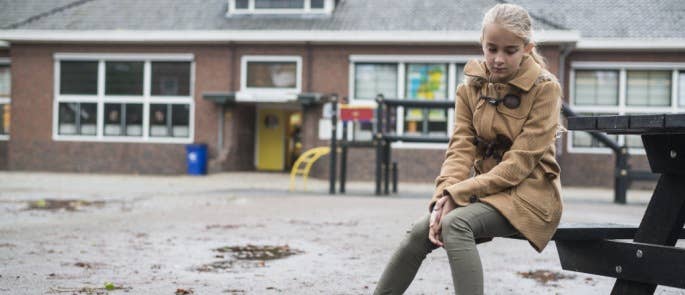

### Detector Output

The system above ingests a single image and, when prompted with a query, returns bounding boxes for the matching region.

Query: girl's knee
[406,215,430,242]
[441,210,473,238]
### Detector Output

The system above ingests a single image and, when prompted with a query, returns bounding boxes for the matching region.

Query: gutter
[0,29,581,45]
[577,38,685,51]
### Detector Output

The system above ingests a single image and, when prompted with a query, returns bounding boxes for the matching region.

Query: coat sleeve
[442,80,561,204]
[429,83,477,211]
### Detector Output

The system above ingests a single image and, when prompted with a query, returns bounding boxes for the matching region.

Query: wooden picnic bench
[549,113,685,294]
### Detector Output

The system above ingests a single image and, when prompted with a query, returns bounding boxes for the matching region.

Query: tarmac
[0,171,683,295]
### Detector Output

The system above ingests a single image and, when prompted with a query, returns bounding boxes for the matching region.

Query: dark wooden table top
[567,113,685,134]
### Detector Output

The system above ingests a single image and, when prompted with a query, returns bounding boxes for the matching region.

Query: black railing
[362,95,659,203]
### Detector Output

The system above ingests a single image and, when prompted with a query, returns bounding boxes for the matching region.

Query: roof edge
[0,30,580,45]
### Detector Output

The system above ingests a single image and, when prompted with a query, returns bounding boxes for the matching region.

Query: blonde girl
[374,3,564,294]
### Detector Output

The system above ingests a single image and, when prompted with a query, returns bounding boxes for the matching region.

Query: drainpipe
[556,44,574,158]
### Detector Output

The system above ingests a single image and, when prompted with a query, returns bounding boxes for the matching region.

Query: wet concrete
[0,172,682,294]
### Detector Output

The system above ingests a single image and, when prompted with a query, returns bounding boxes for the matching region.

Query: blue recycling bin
[185,144,207,175]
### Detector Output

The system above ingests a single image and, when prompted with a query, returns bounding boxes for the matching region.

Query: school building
[0,0,684,188]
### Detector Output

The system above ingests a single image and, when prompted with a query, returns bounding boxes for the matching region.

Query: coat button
[469,195,478,203]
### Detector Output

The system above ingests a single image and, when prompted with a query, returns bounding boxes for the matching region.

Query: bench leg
[610,173,685,294]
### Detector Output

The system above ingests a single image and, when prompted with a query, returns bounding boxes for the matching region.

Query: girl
[374,3,564,294]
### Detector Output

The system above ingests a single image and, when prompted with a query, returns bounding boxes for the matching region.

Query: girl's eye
[488,48,497,53]
[507,49,518,54]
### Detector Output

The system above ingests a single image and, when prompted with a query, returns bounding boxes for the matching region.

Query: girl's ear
[524,43,535,54]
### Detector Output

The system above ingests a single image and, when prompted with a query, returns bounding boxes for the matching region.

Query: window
[58,102,97,135]
[680,71,685,107]
[404,63,449,136]
[0,62,9,139]
[54,54,194,142]
[246,62,297,89]
[239,56,302,100]
[574,70,618,106]
[349,56,470,144]
[105,62,144,95]
[60,61,97,95]
[354,63,397,100]
[569,64,685,153]
[228,0,332,14]
[626,70,671,106]
[256,0,304,8]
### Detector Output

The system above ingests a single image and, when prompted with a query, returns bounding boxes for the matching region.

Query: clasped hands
[428,194,457,247]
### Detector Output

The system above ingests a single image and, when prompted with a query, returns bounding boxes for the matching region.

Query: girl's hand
[428,196,448,247]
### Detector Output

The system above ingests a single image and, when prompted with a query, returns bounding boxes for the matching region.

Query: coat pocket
[513,172,555,222]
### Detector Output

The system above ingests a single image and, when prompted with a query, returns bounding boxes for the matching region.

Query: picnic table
[564,113,685,294]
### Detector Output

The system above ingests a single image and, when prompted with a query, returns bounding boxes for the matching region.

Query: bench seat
[506,223,685,241]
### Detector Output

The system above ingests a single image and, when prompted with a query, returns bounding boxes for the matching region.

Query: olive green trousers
[374,202,518,295]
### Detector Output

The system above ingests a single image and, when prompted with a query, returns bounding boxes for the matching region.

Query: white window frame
[226,0,334,15]
[53,53,195,144]
[238,55,302,102]
[348,54,480,149]
[568,61,685,155]
[0,58,10,140]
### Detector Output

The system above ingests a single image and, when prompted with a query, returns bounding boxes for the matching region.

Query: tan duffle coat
[430,55,563,252]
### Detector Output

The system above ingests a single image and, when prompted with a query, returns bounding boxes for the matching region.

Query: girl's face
[481,24,534,82]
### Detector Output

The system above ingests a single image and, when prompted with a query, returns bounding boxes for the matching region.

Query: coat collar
[463,55,541,92]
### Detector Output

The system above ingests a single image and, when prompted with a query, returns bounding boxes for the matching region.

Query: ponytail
[528,46,547,69]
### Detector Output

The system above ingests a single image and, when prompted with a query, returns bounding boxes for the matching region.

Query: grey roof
[0,0,683,38]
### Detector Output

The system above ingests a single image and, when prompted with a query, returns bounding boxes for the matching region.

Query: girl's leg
[440,202,518,295]
[374,214,439,295]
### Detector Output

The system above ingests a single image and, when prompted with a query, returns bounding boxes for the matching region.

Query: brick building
[0,0,684,188]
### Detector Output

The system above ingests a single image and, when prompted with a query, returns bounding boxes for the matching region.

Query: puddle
[215,244,303,260]
[26,199,105,211]
[517,269,576,285]
[195,244,303,272]
[287,219,358,227]
[205,223,265,230]
[47,285,131,294]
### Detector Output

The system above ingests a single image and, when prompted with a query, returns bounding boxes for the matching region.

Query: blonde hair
[480,3,547,69]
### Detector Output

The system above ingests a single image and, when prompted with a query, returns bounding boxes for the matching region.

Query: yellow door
[256,109,286,171]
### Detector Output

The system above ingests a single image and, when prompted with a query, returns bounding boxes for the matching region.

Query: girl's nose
[494,53,505,64]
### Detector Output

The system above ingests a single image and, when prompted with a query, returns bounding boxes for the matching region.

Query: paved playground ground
[0,172,683,294]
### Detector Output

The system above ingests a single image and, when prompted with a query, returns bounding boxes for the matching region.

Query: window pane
[405,63,448,136]
[0,65,10,96]
[104,103,123,136]
[246,62,297,88]
[171,104,190,137]
[0,103,9,135]
[311,0,324,8]
[151,62,190,96]
[235,0,248,9]
[149,104,169,137]
[60,61,98,95]
[626,135,643,149]
[79,103,97,135]
[354,63,397,100]
[574,70,618,106]
[255,0,304,9]
[58,102,96,135]
[626,70,671,106]
[105,62,144,95]
[125,104,143,136]
[455,64,464,86]
[680,72,685,107]
[58,103,78,135]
